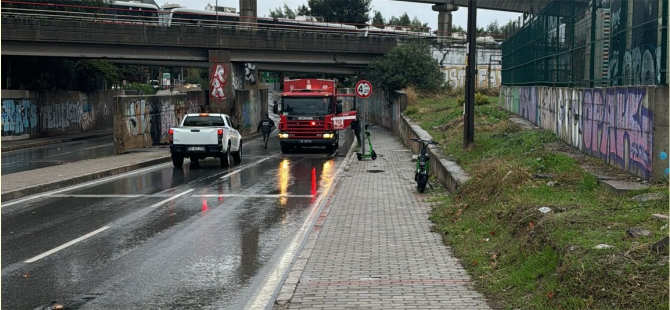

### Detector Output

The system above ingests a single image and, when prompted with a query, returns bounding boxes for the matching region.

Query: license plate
[299,140,312,144]
[188,146,205,151]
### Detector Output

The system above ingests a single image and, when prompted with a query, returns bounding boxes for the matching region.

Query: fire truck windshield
[281,97,330,116]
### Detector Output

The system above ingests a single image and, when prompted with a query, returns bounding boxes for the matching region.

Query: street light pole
[463,0,477,148]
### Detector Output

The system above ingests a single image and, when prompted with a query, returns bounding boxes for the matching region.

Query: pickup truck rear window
[183,116,226,127]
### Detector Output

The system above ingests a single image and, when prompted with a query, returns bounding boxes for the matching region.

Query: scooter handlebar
[411,138,439,146]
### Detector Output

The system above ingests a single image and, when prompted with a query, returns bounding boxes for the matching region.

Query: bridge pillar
[432,3,459,43]
[239,0,257,28]
[208,50,235,114]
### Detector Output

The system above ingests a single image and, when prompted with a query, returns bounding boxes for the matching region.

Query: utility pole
[463,0,477,148]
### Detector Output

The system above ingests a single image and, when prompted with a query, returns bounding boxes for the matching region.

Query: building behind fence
[499,0,669,182]
[501,0,668,87]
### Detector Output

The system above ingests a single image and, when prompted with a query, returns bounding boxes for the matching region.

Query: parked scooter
[356,124,377,161]
[410,138,439,193]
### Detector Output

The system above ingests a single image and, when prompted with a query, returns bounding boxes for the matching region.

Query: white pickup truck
[168,113,243,168]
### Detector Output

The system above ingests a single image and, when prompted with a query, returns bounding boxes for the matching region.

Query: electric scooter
[411,138,439,193]
[356,124,377,161]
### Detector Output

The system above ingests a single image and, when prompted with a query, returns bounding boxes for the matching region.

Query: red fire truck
[272,78,357,153]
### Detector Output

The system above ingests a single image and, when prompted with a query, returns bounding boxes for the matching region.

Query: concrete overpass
[0,16,400,74]
[391,0,554,14]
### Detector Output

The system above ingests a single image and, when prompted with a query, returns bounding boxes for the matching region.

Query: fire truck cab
[272,78,356,153]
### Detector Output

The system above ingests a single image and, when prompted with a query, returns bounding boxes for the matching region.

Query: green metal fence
[502,0,668,87]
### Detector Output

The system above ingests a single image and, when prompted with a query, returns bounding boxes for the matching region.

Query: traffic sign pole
[354,80,373,155]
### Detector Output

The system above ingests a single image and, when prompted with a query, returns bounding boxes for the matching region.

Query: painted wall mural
[127,99,152,136]
[608,0,664,86]
[1,99,38,137]
[432,46,503,88]
[501,85,662,180]
[245,63,257,85]
[210,63,228,100]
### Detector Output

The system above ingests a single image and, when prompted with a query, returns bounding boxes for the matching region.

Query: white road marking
[148,189,194,208]
[46,194,146,198]
[24,226,110,263]
[44,194,180,198]
[1,162,174,208]
[42,143,114,158]
[192,194,313,198]
[246,150,349,309]
[219,157,271,179]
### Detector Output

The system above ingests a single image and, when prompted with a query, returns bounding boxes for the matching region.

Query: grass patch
[413,91,669,310]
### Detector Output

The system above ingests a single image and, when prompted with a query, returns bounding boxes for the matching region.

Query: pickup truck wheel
[172,155,184,168]
[220,146,232,168]
[232,141,242,164]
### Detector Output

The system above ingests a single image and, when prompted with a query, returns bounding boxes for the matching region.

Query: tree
[371,10,385,27]
[269,6,284,18]
[500,19,519,37]
[485,20,500,35]
[452,25,465,33]
[296,4,310,16]
[366,41,445,93]
[307,0,371,25]
[282,4,296,19]
[388,13,411,27]
[410,16,429,32]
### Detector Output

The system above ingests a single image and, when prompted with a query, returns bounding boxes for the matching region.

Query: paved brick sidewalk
[279,126,492,309]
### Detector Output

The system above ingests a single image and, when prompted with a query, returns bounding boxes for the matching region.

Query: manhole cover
[366,170,385,173]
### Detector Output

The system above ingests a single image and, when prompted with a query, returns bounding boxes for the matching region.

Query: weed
[406,91,669,310]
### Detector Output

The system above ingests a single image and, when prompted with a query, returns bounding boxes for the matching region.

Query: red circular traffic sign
[355,80,373,98]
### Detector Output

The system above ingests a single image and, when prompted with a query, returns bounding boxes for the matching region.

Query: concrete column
[208,50,235,114]
[239,0,257,29]
[432,3,459,43]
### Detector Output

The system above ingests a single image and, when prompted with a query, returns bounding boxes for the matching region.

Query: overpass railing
[0,0,436,41]
[501,0,668,87]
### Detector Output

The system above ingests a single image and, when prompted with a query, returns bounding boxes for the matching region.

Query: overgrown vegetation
[406,90,669,309]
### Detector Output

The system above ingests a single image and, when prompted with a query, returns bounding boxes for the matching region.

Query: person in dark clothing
[350,108,361,146]
[257,114,275,149]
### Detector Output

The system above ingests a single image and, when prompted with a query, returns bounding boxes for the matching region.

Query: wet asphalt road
[1,136,115,175]
[1,132,351,310]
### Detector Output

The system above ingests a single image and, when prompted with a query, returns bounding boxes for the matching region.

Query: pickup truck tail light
[217,129,223,135]
[168,128,173,143]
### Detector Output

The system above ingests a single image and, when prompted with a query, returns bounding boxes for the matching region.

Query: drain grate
[366,170,385,173]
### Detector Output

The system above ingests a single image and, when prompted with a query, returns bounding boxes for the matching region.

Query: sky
[163,0,522,30]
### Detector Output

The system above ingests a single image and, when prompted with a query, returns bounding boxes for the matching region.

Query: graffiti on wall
[443,67,502,88]
[245,63,257,85]
[41,101,84,130]
[210,63,228,100]
[608,0,662,85]
[2,99,38,136]
[501,85,655,180]
[127,99,152,136]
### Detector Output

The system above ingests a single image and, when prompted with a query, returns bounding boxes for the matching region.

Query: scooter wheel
[356,153,362,161]
[371,151,377,160]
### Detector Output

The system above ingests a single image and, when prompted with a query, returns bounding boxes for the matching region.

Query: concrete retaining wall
[499,85,669,181]
[1,89,121,141]
[361,88,470,192]
[113,88,266,154]
[113,91,205,154]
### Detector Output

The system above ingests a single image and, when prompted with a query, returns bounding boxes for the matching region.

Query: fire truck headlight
[279,133,289,139]
[322,133,334,139]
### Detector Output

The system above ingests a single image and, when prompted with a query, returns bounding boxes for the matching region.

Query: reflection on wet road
[1,133,350,309]
[1,136,115,175]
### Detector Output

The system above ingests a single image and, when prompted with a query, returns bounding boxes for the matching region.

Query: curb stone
[1,131,112,152]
